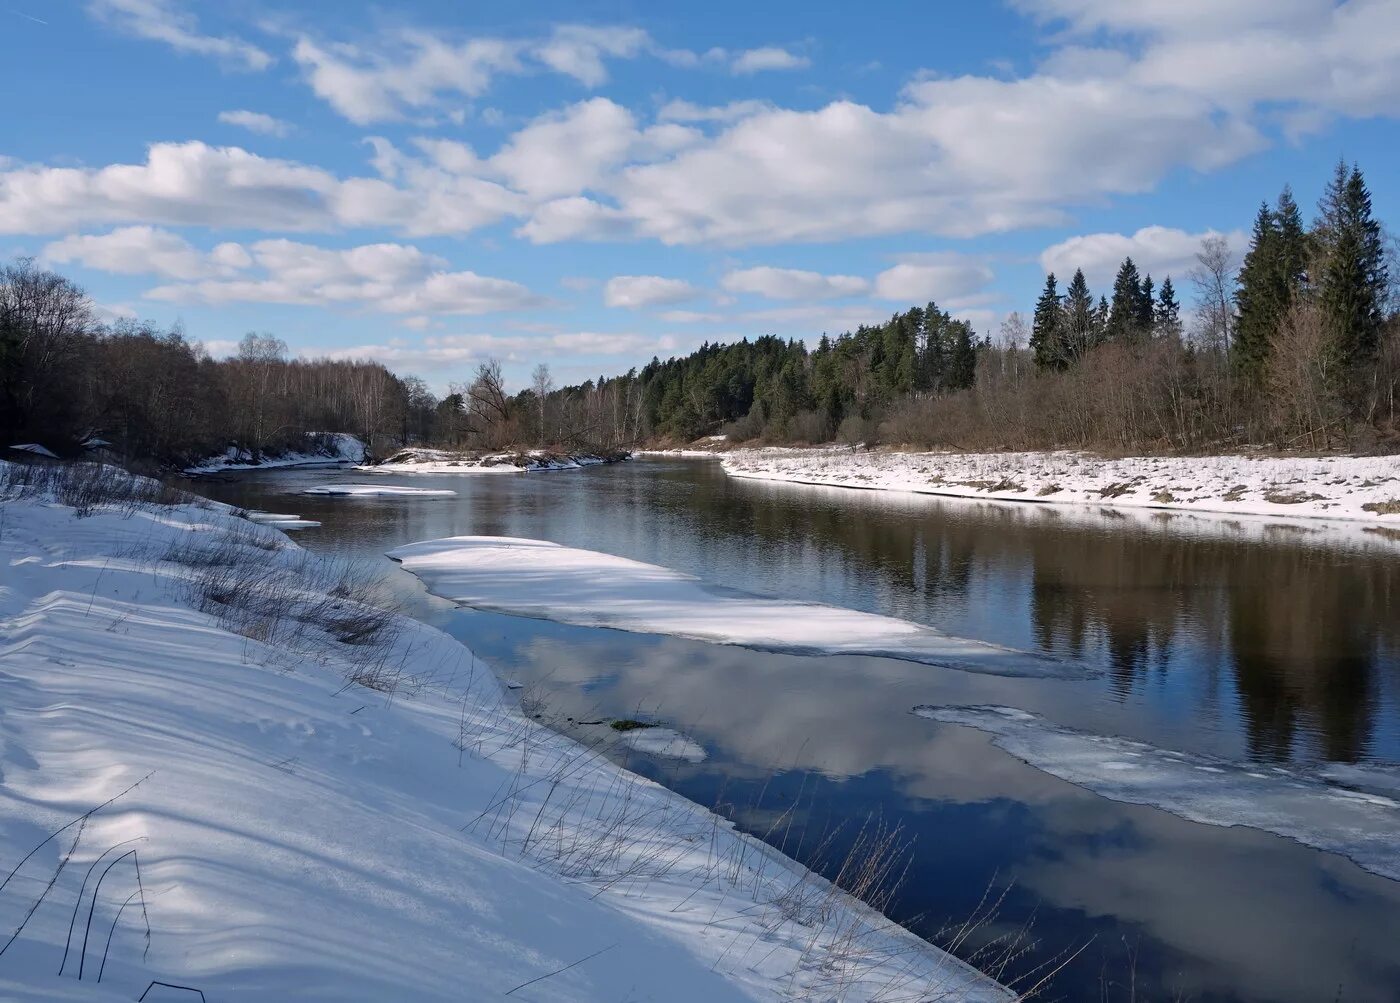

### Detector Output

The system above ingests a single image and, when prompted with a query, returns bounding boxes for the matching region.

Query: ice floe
[616,726,708,763]
[914,704,1400,882]
[388,536,1083,678]
[300,483,457,497]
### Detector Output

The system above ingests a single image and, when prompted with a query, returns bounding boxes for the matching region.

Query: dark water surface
[196,457,1400,1002]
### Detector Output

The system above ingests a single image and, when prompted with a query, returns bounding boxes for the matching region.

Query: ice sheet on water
[617,727,707,763]
[914,704,1400,882]
[301,483,457,497]
[388,536,1087,678]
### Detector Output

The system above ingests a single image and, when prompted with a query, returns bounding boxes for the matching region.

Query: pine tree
[946,321,977,391]
[1063,269,1096,359]
[1030,274,1065,371]
[1137,274,1155,333]
[1234,201,1280,387]
[1155,276,1181,339]
[1107,257,1143,341]
[1275,184,1309,294]
[1316,163,1389,405]
[1095,296,1110,344]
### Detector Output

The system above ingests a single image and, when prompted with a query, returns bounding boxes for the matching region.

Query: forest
[1,160,1395,466]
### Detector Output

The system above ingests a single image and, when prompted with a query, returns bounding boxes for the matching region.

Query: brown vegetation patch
[1263,489,1324,504]
[1362,499,1400,515]
[1221,485,1248,501]
[1036,483,1062,496]
[1098,481,1136,498]
[1152,491,1176,504]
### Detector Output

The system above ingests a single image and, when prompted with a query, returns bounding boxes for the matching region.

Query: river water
[196,456,1400,1002]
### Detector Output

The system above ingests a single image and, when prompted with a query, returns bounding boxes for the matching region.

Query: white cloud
[44,225,226,281]
[872,259,996,303]
[603,275,700,309]
[88,0,271,71]
[721,266,868,300]
[217,110,293,137]
[657,99,773,123]
[532,25,651,86]
[49,227,542,316]
[1040,225,1246,290]
[729,46,810,75]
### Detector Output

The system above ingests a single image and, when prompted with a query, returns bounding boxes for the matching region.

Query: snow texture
[615,727,707,763]
[361,448,618,475]
[388,536,1082,678]
[184,432,366,474]
[914,705,1400,884]
[8,444,58,458]
[244,511,321,529]
[0,461,1009,1002]
[299,483,457,498]
[721,447,1400,525]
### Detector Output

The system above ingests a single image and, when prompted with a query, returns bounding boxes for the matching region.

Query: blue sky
[2,1,1396,391]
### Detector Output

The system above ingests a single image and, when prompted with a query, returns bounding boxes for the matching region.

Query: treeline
[548,159,1397,453]
[0,258,433,466]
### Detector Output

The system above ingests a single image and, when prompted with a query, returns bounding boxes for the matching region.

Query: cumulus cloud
[88,0,272,71]
[217,110,293,137]
[603,275,700,309]
[721,266,869,300]
[48,227,542,316]
[1040,225,1245,289]
[872,259,996,303]
[729,46,810,75]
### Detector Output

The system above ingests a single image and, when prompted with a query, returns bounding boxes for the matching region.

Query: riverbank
[0,461,1008,1002]
[714,446,1400,525]
[360,447,630,474]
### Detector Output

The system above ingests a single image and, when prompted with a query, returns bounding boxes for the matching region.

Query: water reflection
[194,459,1400,1001]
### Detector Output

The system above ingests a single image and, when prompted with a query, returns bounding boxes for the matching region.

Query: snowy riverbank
[0,461,1008,1002]
[183,432,366,475]
[360,447,627,475]
[719,447,1400,525]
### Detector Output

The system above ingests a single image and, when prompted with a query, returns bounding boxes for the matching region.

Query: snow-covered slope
[361,448,623,474]
[0,463,1009,1002]
[388,536,1080,678]
[184,433,366,474]
[720,448,1400,525]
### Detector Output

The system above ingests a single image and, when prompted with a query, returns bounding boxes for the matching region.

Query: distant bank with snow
[360,447,630,474]
[0,461,1007,1003]
[184,432,367,475]
[714,446,1400,525]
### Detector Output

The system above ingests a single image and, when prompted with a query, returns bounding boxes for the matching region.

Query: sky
[2,1,1397,392]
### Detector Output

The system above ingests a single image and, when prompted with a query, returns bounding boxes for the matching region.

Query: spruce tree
[1317,163,1389,404]
[1138,274,1155,333]
[1155,276,1182,339]
[1107,257,1143,341]
[1275,185,1309,294]
[1234,201,1280,387]
[1063,269,1096,359]
[1095,296,1111,344]
[946,321,977,391]
[1030,273,1064,371]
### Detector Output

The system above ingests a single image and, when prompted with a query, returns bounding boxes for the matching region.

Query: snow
[9,443,58,458]
[183,433,366,474]
[388,536,1082,678]
[914,705,1400,884]
[721,447,1400,525]
[361,448,623,475]
[244,511,321,529]
[614,727,707,763]
[299,483,457,498]
[0,461,1009,1002]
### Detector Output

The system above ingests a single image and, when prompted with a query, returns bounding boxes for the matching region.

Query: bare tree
[467,359,512,448]
[530,363,554,446]
[1189,235,1237,357]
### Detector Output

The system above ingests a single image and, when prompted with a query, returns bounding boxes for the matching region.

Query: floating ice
[914,704,1400,882]
[617,727,707,763]
[301,483,457,497]
[388,536,1083,678]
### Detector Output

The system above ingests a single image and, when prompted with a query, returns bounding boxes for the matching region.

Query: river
[195,455,1400,1002]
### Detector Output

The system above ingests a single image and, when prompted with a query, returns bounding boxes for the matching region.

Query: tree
[1234,202,1280,387]
[1062,268,1096,360]
[1190,235,1236,355]
[1107,257,1144,342]
[1155,276,1182,339]
[1315,161,1388,411]
[945,320,977,391]
[1030,273,1064,371]
[1138,274,1155,333]
[530,363,554,445]
[0,258,94,442]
